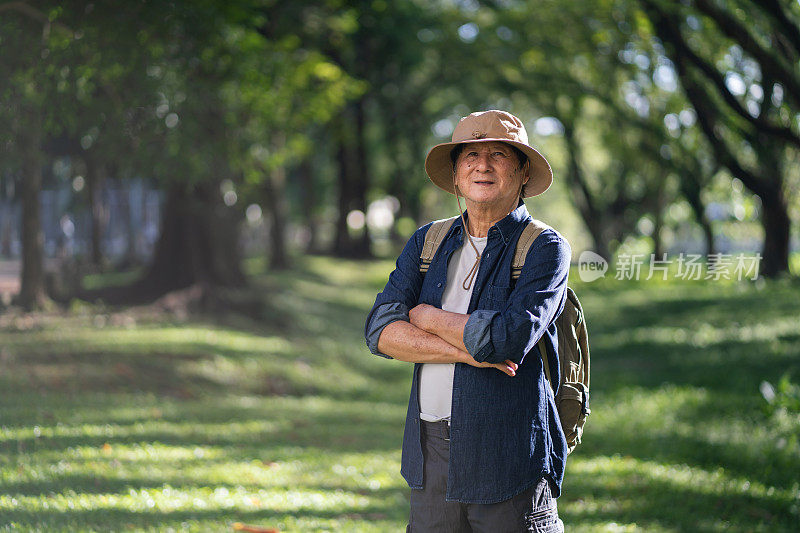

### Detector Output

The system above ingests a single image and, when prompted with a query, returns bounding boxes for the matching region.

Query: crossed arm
[377,303,518,377]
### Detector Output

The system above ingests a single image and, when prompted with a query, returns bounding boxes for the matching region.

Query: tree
[256,0,444,256]
[639,0,799,276]
[0,2,77,309]
[426,0,674,261]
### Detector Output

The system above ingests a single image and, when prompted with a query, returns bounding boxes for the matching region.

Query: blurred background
[1,0,798,308]
[1,1,799,531]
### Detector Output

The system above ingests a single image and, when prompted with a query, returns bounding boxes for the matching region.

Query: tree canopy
[1,0,797,308]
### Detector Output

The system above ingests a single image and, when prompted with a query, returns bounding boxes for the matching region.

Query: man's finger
[496,362,516,377]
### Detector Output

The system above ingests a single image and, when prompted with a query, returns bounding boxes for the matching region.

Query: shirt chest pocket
[478,283,512,311]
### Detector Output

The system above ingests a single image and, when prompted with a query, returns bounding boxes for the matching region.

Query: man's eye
[467,152,479,157]
[493,152,506,157]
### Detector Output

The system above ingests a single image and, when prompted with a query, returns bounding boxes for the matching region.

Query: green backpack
[420,216,591,454]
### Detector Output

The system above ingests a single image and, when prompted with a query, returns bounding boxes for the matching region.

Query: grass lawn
[1,255,799,532]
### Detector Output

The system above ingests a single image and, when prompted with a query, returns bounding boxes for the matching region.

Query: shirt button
[437,282,442,288]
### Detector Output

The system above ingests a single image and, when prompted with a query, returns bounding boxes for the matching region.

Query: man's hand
[469,358,518,377]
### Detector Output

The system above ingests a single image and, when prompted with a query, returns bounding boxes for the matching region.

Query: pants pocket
[524,478,564,533]
[524,507,564,533]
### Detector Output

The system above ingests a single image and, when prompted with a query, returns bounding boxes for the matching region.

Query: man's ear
[522,159,531,184]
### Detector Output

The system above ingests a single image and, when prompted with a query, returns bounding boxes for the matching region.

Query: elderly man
[365,110,570,532]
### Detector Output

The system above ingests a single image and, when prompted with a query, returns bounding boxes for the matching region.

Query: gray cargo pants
[408,419,564,532]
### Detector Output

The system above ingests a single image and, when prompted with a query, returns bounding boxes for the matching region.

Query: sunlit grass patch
[1,260,799,531]
[564,454,799,532]
[0,390,408,531]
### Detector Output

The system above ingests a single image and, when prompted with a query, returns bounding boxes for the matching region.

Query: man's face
[453,141,529,208]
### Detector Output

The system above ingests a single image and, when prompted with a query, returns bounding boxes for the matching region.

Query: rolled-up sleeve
[364,224,429,358]
[365,302,409,358]
[464,230,571,364]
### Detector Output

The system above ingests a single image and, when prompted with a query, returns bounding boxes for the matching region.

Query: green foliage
[3,0,797,270]
[762,373,800,415]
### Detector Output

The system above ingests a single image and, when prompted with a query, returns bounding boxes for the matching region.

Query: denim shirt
[364,200,571,504]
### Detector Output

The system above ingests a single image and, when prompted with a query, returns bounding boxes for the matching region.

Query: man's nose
[474,153,493,171]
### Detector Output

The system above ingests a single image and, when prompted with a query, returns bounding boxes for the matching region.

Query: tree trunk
[382,108,418,244]
[700,217,715,258]
[0,198,12,258]
[687,199,717,258]
[652,179,666,259]
[117,177,139,267]
[146,182,246,289]
[352,98,372,258]
[562,123,612,260]
[84,152,107,268]
[582,216,613,263]
[141,178,152,259]
[297,158,319,253]
[77,182,247,305]
[759,185,791,278]
[261,150,290,270]
[406,125,426,225]
[333,102,372,258]
[16,105,47,310]
[678,169,716,257]
[334,116,354,256]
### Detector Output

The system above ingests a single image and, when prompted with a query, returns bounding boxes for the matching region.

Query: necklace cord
[454,175,481,291]
[452,164,526,291]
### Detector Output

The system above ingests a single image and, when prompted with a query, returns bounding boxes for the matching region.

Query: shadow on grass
[561,278,800,530]
[592,338,800,395]
[0,505,407,531]
[1,403,405,457]
[2,473,408,500]
[561,463,792,531]
[580,391,800,490]
[3,262,799,531]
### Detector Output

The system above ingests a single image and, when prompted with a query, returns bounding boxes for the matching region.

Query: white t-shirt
[419,233,488,422]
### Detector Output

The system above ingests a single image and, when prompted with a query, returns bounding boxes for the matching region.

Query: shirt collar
[448,199,531,245]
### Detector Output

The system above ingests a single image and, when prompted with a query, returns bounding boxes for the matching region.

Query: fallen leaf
[232,522,280,533]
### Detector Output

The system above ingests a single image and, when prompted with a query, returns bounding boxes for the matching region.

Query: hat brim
[424,138,553,197]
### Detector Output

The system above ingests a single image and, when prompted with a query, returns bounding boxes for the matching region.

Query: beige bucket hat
[424,110,553,198]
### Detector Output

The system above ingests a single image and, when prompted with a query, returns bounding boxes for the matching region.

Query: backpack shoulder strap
[511,218,551,281]
[420,216,458,274]
[515,218,555,387]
